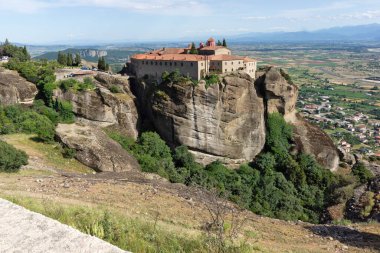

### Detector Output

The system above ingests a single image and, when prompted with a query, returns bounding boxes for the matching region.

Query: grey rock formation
[150,72,266,166]
[256,67,339,171]
[54,83,139,139]
[0,67,38,105]
[0,198,128,253]
[55,123,140,172]
[259,67,298,121]
[292,116,340,171]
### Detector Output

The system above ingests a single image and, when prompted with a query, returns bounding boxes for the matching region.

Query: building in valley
[130,37,257,81]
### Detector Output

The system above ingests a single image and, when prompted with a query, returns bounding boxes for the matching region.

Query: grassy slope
[0,134,379,252]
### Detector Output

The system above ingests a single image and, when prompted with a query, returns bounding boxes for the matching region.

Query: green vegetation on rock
[108,113,342,223]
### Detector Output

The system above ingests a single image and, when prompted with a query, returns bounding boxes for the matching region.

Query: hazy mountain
[230,23,380,42]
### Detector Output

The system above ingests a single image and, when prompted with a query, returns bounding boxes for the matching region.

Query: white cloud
[0,0,209,15]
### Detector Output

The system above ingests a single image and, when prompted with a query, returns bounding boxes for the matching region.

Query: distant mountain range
[229,23,380,42]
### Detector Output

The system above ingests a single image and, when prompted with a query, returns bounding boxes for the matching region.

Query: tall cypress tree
[74,53,81,66]
[67,53,73,66]
[222,38,227,47]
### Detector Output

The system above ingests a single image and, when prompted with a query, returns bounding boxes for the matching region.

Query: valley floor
[0,134,379,252]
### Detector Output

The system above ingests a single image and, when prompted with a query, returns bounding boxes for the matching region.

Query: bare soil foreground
[0,198,128,253]
[0,134,379,252]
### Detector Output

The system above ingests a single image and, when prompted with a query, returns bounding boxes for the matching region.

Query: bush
[62,146,76,159]
[204,74,219,88]
[0,140,28,172]
[109,85,121,93]
[352,162,374,184]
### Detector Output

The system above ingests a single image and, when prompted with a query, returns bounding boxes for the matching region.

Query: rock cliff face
[255,67,339,171]
[0,67,38,105]
[150,72,266,166]
[54,74,139,139]
[55,123,140,172]
[138,67,339,170]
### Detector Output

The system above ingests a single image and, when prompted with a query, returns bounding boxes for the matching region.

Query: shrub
[204,74,219,88]
[352,162,374,184]
[109,85,121,93]
[0,140,28,172]
[62,146,76,159]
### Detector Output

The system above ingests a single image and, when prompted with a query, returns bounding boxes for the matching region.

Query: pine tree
[222,38,227,47]
[189,42,198,54]
[57,52,67,65]
[74,53,81,66]
[217,40,222,46]
[4,38,9,45]
[67,53,73,66]
[98,56,107,71]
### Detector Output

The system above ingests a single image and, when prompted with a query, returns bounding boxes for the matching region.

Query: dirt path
[0,198,128,253]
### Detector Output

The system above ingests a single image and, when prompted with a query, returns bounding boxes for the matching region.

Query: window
[190,62,193,67]
[201,63,203,66]
[142,61,144,65]
[181,63,184,67]
[155,62,158,65]
[225,62,227,65]
[174,62,177,66]
[232,62,234,65]
[170,62,172,66]
[225,69,227,72]
[160,62,162,65]
[151,61,153,65]
[165,62,167,66]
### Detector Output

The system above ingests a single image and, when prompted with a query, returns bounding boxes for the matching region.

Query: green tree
[0,140,28,172]
[74,53,81,66]
[189,42,198,54]
[217,40,222,46]
[222,38,227,47]
[67,53,73,66]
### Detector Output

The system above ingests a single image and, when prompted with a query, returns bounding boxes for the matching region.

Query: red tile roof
[209,55,256,62]
[132,53,207,62]
[199,46,227,51]
[149,48,186,55]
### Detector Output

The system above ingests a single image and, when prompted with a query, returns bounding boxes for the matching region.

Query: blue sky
[0,0,379,44]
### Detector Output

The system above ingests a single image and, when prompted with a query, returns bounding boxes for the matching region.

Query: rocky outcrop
[150,72,266,166]
[256,67,339,171]
[55,123,140,172]
[54,83,139,139]
[0,67,38,105]
[258,67,298,122]
[292,115,340,171]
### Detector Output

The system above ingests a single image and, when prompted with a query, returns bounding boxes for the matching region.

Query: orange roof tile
[132,53,207,62]
[209,55,256,62]
[149,48,186,55]
[199,46,227,51]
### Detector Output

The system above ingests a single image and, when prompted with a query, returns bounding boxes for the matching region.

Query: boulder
[292,115,340,171]
[258,67,298,122]
[0,67,37,105]
[54,86,139,139]
[257,67,339,171]
[55,123,140,172]
[150,72,266,166]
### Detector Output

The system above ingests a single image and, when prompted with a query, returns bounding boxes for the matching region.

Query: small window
[165,62,168,66]
[201,63,203,66]
[225,69,227,72]
[174,62,177,66]
[155,62,158,65]
[181,63,184,67]
[232,62,234,65]
[160,62,162,66]
[232,68,234,71]
[225,62,227,65]
[170,62,172,66]
[142,61,144,65]
[191,63,193,67]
